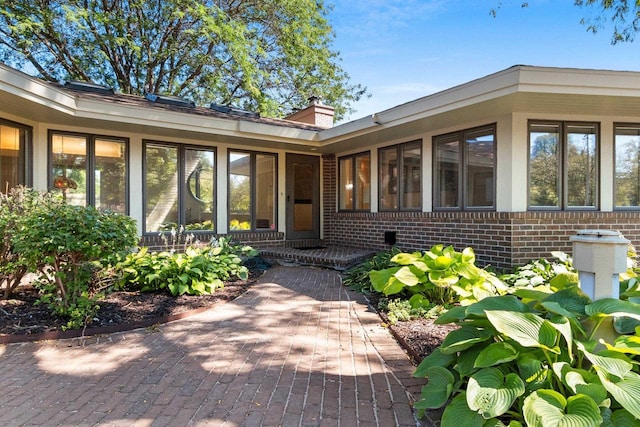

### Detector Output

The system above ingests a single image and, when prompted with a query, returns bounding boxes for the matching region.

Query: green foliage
[380,298,447,325]
[500,251,577,288]
[12,201,138,329]
[0,0,366,120]
[0,186,64,299]
[369,245,507,306]
[414,283,640,425]
[115,237,257,296]
[342,247,402,294]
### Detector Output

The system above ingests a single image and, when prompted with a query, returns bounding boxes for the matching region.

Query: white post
[570,230,629,300]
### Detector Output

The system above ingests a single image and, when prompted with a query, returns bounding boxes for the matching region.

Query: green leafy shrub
[369,245,506,306]
[0,186,64,299]
[414,279,640,425]
[342,246,401,294]
[115,237,258,296]
[12,203,138,329]
[381,298,447,325]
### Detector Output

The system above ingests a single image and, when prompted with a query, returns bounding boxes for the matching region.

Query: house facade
[2,63,640,270]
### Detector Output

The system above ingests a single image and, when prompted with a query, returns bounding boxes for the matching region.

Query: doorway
[286,154,320,240]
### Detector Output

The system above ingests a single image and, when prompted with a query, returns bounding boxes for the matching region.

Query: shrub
[380,298,447,325]
[414,269,640,425]
[342,246,401,294]
[369,245,507,306]
[12,203,138,329]
[115,237,258,296]
[0,187,64,299]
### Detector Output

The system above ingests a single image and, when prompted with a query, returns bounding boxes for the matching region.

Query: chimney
[285,96,335,128]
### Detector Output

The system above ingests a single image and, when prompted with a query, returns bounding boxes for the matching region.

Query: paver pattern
[0,266,432,426]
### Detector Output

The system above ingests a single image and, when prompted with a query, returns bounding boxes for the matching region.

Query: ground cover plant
[412,251,640,426]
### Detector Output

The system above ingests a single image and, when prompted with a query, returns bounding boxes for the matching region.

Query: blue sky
[328,0,639,122]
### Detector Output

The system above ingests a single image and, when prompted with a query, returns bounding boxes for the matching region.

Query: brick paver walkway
[0,266,431,426]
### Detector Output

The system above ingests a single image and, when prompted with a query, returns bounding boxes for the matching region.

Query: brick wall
[323,210,640,271]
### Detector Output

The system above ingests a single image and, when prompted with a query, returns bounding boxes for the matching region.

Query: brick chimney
[285,96,335,128]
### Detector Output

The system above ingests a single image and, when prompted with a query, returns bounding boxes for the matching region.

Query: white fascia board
[237,120,319,144]
[0,65,77,113]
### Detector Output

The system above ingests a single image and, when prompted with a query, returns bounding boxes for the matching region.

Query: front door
[286,154,320,240]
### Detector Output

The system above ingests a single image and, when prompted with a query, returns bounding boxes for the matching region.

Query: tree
[492,1,640,45]
[0,0,366,120]
[575,0,640,44]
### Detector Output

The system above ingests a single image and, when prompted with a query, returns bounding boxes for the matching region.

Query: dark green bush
[12,202,138,329]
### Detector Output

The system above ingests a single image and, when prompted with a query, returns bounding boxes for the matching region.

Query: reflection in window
[52,133,88,206]
[145,144,178,232]
[434,125,495,210]
[229,150,277,231]
[0,121,28,192]
[465,128,495,208]
[615,125,640,208]
[339,152,370,211]
[528,121,598,209]
[529,124,560,208]
[95,138,127,213]
[185,149,215,230]
[379,142,421,211]
[379,147,399,210]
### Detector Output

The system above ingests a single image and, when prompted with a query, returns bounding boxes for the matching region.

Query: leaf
[369,267,404,295]
[523,390,602,427]
[602,409,640,427]
[393,266,420,287]
[548,315,574,360]
[596,368,640,420]
[413,348,455,378]
[413,366,455,410]
[466,368,525,418]
[474,342,519,368]
[465,296,529,319]
[428,270,459,287]
[517,352,549,390]
[543,288,591,315]
[586,299,640,322]
[435,305,467,324]
[485,310,559,353]
[441,393,486,427]
[440,326,494,355]
[553,362,608,406]
[603,335,640,356]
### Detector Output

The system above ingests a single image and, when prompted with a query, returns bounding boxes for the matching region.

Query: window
[338,152,370,211]
[528,121,598,209]
[144,142,216,233]
[615,124,640,208]
[0,119,30,192]
[434,125,495,209]
[50,131,127,213]
[229,150,276,231]
[379,141,421,211]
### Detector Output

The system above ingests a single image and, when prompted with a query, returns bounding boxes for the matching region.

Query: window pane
[465,129,494,208]
[256,154,276,230]
[185,148,215,230]
[355,154,370,210]
[567,125,597,208]
[379,148,398,210]
[615,125,640,207]
[0,124,26,192]
[52,134,87,206]
[145,144,178,232]
[529,124,560,208]
[339,157,353,210]
[229,152,251,230]
[95,138,126,213]
[401,145,421,209]
[434,136,459,208]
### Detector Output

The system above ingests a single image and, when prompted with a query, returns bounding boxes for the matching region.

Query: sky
[328,0,640,123]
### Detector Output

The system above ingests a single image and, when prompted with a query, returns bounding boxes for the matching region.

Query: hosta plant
[413,279,640,426]
[369,245,507,306]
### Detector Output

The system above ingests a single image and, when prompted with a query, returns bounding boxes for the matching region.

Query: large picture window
[379,141,421,211]
[229,150,276,231]
[338,152,370,211]
[50,131,127,213]
[144,142,216,233]
[528,121,598,209]
[615,124,640,208]
[0,119,30,192]
[434,125,495,210]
